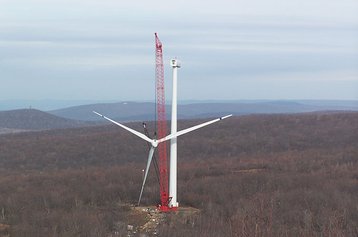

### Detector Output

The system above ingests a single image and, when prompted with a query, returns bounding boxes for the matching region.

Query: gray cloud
[0,0,357,100]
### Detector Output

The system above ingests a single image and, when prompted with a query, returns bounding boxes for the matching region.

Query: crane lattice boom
[155,33,170,211]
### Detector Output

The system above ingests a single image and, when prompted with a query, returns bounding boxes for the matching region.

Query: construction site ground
[125,206,200,237]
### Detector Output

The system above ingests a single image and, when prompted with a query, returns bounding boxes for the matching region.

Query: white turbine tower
[93,60,232,210]
[169,59,180,208]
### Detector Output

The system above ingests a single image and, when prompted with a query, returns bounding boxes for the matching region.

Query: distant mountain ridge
[48,101,358,122]
[1,101,357,134]
[0,109,90,133]
[49,102,156,122]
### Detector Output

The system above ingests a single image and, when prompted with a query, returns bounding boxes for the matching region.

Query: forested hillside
[0,109,89,132]
[0,112,357,236]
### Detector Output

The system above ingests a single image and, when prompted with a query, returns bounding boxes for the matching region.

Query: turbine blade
[93,111,153,144]
[138,146,155,206]
[159,114,233,143]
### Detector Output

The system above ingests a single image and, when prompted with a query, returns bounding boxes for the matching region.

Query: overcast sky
[1,0,357,102]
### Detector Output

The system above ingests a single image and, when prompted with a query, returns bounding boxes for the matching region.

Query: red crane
[155,33,170,211]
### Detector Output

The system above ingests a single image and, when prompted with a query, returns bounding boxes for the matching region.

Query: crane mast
[155,33,170,211]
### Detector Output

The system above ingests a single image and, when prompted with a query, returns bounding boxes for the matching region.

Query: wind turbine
[94,34,231,210]
[93,111,232,206]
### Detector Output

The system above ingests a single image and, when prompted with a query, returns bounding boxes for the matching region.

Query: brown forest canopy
[0,112,357,236]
